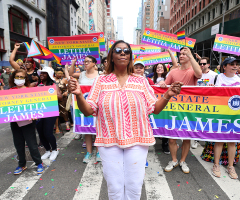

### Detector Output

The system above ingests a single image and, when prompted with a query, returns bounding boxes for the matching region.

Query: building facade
[170,0,240,66]
[157,0,170,32]
[106,17,116,40]
[89,0,105,33]
[76,0,89,35]
[70,0,79,36]
[47,0,70,37]
[117,16,124,40]
[0,0,47,62]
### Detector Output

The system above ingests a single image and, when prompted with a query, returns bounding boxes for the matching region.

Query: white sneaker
[74,134,81,140]
[180,161,190,173]
[165,160,179,172]
[49,150,59,161]
[191,140,198,149]
[41,151,51,160]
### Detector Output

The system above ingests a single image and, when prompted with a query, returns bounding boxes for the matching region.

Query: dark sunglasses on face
[200,63,207,66]
[113,48,131,55]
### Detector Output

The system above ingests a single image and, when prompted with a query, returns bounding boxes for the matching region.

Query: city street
[0,123,239,200]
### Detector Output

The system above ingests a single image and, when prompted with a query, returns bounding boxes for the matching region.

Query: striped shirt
[86,73,157,148]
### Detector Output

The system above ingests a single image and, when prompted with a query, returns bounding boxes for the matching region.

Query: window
[212,8,215,19]
[74,11,76,17]
[71,7,73,13]
[72,31,73,35]
[199,2,201,11]
[199,18,201,27]
[35,20,40,41]
[8,8,29,36]
[75,21,76,28]
[202,16,204,25]
[71,17,73,26]
[203,0,205,7]
[194,21,196,30]
[161,12,163,16]
[208,12,210,22]
[82,7,84,17]
[226,0,229,10]
[220,3,223,14]
[192,9,194,17]
[195,6,197,15]
[0,37,5,50]
[237,0,240,5]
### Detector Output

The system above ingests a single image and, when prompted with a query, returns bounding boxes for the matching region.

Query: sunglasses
[15,76,25,80]
[113,48,131,55]
[200,63,207,66]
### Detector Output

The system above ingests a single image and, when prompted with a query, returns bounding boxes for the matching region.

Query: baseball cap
[222,57,240,66]
[134,61,145,67]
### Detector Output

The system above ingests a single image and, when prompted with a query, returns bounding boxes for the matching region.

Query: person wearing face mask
[54,67,70,133]
[8,69,44,175]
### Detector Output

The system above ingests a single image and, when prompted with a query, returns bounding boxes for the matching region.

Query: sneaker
[82,142,86,147]
[191,140,198,149]
[74,134,81,140]
[212,164,221,178]
[226,166,238,179]
[83,152,92,163]
[145,160,149,168]
[96,152,101,162]
[165,160,179,172]
[162,145,170,155]
[180,161,190,173]
[41,151,51,160]
[49,150,59,161]
[14,166,27,175]
[37,164,44,174]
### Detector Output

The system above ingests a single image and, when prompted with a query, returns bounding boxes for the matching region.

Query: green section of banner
[152,110,235,122]
[0,101,58,112]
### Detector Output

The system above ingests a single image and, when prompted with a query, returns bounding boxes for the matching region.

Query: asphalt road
[0,122,239,200]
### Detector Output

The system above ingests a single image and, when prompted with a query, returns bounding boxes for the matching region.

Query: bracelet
[163,94,170,101]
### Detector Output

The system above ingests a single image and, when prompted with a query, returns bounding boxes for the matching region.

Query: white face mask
[14,79,25,86]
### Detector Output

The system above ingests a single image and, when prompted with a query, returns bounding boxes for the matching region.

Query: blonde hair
[16,59,23,63]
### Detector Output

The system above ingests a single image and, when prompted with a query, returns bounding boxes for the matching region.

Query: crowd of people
[0,40,239,199]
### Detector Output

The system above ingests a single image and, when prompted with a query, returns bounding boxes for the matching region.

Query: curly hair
[105,40,134,75]
[153,63,168,84]
[9,69,30,88]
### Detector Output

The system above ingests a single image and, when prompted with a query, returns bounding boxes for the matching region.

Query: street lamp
[219,0,225,64]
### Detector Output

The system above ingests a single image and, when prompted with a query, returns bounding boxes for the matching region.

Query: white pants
[98,145,149,200]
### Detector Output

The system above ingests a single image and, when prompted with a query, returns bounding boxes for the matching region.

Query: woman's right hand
[14,43,21,50]
[68,77,82,95]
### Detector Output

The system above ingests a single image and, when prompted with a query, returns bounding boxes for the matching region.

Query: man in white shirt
[197,57,217,86]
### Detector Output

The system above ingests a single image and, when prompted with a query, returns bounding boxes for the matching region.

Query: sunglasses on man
[200,63,207,66]
[113,48,131,55]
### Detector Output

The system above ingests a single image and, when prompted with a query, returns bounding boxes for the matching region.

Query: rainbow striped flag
[23,42,30,52]
[0,86,59,124]
[140,47,145,52]
[73,86,240,142]
[214,68,220,74]
[177,31,186,40]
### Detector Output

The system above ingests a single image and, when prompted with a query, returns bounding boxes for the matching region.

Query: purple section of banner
[153,127,240,142]
[0,111,59,124]
[75,125,96,135]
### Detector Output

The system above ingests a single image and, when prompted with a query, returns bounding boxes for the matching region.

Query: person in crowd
[10,43,39,83]
[216,65,220,73]
[159,47,202,174]
[68,40,183,199]
[69,56,100,163]
[152,63,171,155]
[54,67,70,133]
[0,69,4,90]
[9,69,44,175]
[197,57,218,86]
[32,66,63,161]
[16,59,25,70]
[206,57,240,179]
[0,67,11,90]
[153,63,168,84]
[101,57,107,71]
[134,61,154,85]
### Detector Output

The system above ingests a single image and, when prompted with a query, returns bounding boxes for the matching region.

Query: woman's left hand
[166,81,183,97]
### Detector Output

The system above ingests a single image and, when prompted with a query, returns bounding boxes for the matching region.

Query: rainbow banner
[213,34,240,56]
[109,40,116,51]
[73,32,106,52]
[131,44,161,55]
[134,51,177,66]
[47,36,100,65]
[142,28,196,52]
[177,30,186,40]
[73,86,240,142]
[0,86,59,124]
[23,42,30,52]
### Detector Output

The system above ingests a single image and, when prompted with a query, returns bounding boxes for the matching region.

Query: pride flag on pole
[23,42,30,52]
[177,31,186,40]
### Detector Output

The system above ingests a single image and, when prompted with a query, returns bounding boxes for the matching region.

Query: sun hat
[37,66,55,81]
[134,61,145,67]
